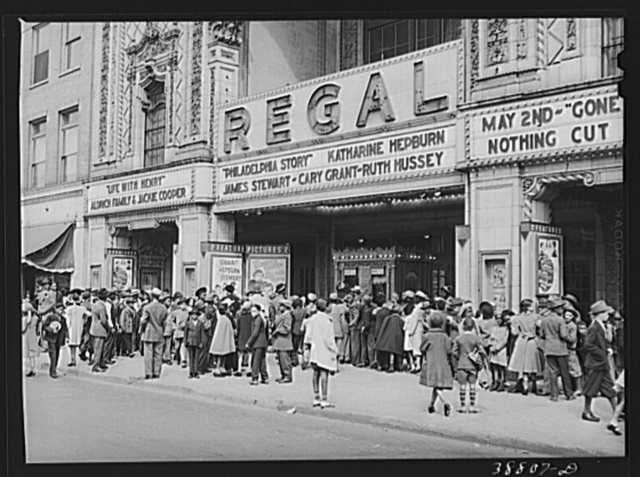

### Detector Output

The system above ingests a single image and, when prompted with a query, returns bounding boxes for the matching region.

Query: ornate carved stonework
[168,48,177,143]
[486,18,509,66]
[209,67,215,151]
[99,23,110,158]
[516,19,528,59]
[340,20,359,71]
[210,21,242,46]
[139,244,169,257]
[190,22,203,136]
[546,18,565,65]
[469,20,480,89]
[522,173,597,221]
[566,18,577,51]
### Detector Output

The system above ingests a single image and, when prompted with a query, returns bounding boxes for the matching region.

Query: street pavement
[24,376,529,462]
[31,348,625,458]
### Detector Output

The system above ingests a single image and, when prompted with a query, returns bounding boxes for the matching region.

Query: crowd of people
[22,277,625,433]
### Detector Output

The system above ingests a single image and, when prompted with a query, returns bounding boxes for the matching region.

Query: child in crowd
[563,305,583,396]
[419,311,454,416]
[488,310,512,392]
[452,317,486,413]
[184,304,205,379]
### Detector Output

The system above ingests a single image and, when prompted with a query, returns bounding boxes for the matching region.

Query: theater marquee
[214,41,462,208]
[467,86,623,162]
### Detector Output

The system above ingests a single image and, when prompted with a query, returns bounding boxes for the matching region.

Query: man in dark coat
[375,303,405,372]
[581,300,619,432]
[42,302,69,378]
[89,289,110,372]
[348,287,364,367]
[198,294,217,374]
[140,288,168,379]
[360,295,375,367]
[539,297,574,401]
[246,303,269,385]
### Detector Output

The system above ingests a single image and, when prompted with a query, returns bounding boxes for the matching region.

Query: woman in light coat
[303,299,338,408]
[404,305,424,373]
[210,303,237,377]
[507,299,540,395]
[22,293,39,377]
[65,292,89,366]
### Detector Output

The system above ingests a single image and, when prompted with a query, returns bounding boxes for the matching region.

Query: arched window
[143,80,166,167]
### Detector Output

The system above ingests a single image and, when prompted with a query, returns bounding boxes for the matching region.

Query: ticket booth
[332,246,452,302]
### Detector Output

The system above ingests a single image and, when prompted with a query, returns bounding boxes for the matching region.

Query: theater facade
[21,19,624,315]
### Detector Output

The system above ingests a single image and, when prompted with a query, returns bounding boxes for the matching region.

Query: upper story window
[62,22,82,72]
[30,118,47,188]
[143,81,166,168]
[32,23,50,84]
[59,108,79,183]
[602,17,624,78]
[364,19,461,64]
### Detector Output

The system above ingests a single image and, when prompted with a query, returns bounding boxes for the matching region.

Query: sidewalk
[35,350,625,457]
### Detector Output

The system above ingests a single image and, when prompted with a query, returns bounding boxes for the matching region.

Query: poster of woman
[247,258,287,294]
[112,257,133,289]
[537,236,561,295]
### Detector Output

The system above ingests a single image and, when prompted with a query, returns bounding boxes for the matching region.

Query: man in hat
[119,295,136,358]
[42,302,69,378]
[328,293,349,365]
[140,288,168,379]
[272,299,294,383]
[581,300,619,431]
[198,293,218,374]
[534,296,552,396]
[347,287,364,367]
[360,294,376,368]
[102,290,118,364]
[37,278,56,334]
[79,290,94,362]
[195,287,208,302]
[89,289,110,372]
[539,297,575,401]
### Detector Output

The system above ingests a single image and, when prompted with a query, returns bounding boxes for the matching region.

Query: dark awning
[22,223,75,273]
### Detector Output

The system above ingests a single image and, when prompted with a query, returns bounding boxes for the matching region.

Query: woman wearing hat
[22,292,40,377]
[563,305,583,396]
[209,302,237,377]
[507,299,540,395]
[375,303,406,372]
[419,310,454,416]
[65,292,90,367]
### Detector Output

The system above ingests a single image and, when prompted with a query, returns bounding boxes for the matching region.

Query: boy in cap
[272,299,294,383]
[184,303,206,379]
[119,296,136,358]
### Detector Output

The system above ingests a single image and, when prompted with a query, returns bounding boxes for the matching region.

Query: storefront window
[144,81,166,167]
[365,19,461,64]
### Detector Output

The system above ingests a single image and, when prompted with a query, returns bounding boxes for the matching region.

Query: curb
[39,362,618,458]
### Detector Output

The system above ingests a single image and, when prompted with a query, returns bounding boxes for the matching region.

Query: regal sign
[216,41,462,156]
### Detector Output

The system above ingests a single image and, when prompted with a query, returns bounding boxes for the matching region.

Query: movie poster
[211,255,243,291]
[246,257,288,294]
[112,257,133,290]
[537,236,561,296]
